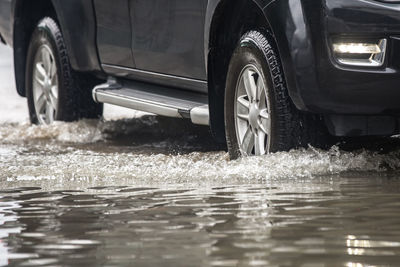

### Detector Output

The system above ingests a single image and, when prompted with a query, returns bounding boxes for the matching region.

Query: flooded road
[2,44,400,266]
[2,178,400,267]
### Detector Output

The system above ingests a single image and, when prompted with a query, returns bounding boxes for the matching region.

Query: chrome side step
[93,78,210,126]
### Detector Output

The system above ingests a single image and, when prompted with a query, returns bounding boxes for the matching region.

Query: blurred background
[0,43,27,123]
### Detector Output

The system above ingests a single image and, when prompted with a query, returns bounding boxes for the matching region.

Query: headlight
[332,39,387,67]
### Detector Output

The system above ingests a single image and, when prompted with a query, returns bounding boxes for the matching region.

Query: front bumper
[311,0,400,116]
[266,0,400,116]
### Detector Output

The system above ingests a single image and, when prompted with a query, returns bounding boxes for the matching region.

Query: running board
[92,78,210,126]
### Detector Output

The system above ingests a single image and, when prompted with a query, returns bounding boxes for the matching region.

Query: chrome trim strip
[102,64,208,93]
[95,90,181,118]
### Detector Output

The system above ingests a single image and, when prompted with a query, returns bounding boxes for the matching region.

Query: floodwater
[1,44,400,266]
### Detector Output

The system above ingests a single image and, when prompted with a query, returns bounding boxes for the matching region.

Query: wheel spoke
[259,108,271,135]
[36,93,47,113]
[255,132,266,156]
[258,122,269,135]
[237,95,250,123]
[236,95,250,121]
[34,74,45,87]
[260,108,269,120]
[42,49,52,75]
[243,69,257,101]
[45,102,54,123]
[50,63,57,80]
[256,78,265,102]
[237,113,249,122]
[49,87,58,110]
[242,127,255,155]
[237,95,250,110]
[51,85,58,98]
[36,63,47,80]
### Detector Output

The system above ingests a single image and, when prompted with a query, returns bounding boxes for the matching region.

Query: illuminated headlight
[332,39,387,67]
[333,43,382,54]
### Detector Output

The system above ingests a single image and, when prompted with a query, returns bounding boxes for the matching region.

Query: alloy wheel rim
[32,44,59,124]
[234,64,272,156]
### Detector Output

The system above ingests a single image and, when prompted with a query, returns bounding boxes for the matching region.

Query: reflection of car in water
[0,0,400,159]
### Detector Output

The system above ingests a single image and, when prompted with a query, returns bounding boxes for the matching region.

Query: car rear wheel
[225,31,330,159]
[26,17,103,125]
[31,43,58,124]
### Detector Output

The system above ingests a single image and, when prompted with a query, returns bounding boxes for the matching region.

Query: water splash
[0,120,102,143]
[0,118,400,189]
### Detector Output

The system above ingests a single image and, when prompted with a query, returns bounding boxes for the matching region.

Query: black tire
[225,31,330,159]
[26,17,103,124]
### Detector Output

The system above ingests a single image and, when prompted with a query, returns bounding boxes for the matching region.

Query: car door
[93,0,135,68]
[129,0,208,82]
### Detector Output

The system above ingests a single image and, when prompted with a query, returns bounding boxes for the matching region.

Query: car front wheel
[225,31,329,159]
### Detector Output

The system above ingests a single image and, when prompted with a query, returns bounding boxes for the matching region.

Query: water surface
[2,175,400,266]
[0,118,400,266]
[2,44,400,266]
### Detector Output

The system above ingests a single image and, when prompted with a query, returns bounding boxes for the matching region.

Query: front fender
[12,0,102,97]
[51,0,101,72]
[264,0,321,111]
[204,0,272,73]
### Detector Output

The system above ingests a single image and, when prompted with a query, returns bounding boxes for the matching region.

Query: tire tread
[225,30,330,159]
[26,17,102,124]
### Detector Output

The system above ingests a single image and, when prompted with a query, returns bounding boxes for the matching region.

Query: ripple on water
[0,184,400,266]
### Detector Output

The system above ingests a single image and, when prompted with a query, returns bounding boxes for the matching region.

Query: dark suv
[1,0,400,158]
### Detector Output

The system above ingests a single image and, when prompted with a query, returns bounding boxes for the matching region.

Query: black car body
[1,0,400,157]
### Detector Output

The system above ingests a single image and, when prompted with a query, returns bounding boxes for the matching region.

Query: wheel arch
[205,0,274,143]
[13,0,57,97]
[12,0,101,97]
[263,0,319,112]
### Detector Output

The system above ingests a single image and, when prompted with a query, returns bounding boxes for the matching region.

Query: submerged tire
[26,17,103,124]
[224,31,329,159]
